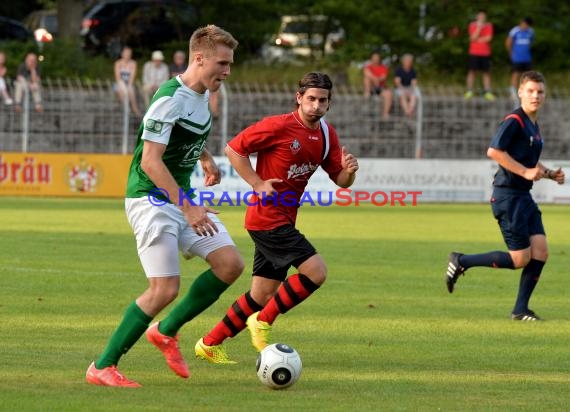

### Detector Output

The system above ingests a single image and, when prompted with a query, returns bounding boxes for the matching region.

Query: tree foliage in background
[271,0,570,70]
[0,1,41,20]
[193,0,281,59]
[149,0,569,83]
[2,0,570,82]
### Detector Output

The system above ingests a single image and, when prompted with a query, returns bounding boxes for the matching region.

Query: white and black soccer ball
[256,343,302,389]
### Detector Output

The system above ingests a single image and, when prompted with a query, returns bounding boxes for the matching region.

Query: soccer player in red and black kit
[446,71,564,321]
[194,72,359,362]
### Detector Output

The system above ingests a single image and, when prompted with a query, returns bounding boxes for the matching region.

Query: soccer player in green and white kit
[86,25,244,387]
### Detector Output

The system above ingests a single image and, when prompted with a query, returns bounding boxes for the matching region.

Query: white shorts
[125,197,236,277]
[396,86,415,97]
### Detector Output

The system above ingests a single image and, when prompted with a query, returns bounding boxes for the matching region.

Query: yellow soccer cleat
[194,338,237,364]
[246,312,271,352]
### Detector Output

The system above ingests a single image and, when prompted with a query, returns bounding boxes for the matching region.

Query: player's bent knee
[207,246,245,283]
[139,283,179,314]
[510,253,531,269]
[258,292,275,306]
[532,249,548,262]
[216,256,245,283]
[231,256,246,276]
[155,287,179,306]
[250,287,277,307]
[223,264,244,284]
[303,270,327,286]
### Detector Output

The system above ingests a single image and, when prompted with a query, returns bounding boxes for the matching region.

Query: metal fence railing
[1,78,569,159]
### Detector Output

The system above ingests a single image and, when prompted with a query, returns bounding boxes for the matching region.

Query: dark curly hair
[296,72,333,107]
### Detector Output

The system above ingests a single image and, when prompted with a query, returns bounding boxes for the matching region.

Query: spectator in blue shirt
[506,17,534,103]
[394,54,417,119]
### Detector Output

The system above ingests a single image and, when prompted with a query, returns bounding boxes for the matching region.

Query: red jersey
[468,21,493,56]
[364,63,389,87]
[227,111,344,231]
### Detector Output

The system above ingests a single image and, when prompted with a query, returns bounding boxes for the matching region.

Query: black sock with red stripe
[459,251,515,269]
[258,273,320,325]
[513,259,545,314]
[203,291,262,346]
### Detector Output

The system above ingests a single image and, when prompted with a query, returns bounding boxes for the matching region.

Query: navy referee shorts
[490,188,545,251]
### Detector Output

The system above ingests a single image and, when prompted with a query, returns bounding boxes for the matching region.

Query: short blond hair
[189,25,238,56]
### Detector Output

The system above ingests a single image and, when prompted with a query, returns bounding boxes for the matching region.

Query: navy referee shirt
[489,107,543,191]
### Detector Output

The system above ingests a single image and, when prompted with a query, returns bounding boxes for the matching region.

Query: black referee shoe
[445,252,465,293]
[511,309,542,321]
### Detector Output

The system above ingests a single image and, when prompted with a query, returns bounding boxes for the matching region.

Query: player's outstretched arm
[335,146,358,188]
[487,147,543,181]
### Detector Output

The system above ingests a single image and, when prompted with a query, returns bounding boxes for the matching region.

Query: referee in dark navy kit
[445,71,565,321]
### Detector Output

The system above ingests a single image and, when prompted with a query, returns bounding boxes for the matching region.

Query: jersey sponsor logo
[287,162,318,180]
[179,140,206,168]
[290,138,301,154]
[145,119,164,134]
[308,135,319,141]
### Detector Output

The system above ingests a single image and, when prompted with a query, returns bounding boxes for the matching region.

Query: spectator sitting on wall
[363,50,393,120]
[14,52,43,112]
[0,51,14,106]
[142,50,169,107]
[114,46,140,117]
[169,50,187,78]
[394,54,418,119]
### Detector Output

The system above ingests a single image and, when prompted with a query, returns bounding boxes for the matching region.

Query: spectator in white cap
[142,50,169,107]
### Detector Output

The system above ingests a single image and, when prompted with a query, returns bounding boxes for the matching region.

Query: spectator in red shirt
[465,10,496,101]
[363,50,393,119]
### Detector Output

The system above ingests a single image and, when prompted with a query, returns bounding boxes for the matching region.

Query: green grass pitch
[0,197,569,411]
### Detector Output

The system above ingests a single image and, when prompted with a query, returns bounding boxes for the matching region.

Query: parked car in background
[80,0,198,57]
[23,9,57,43]
[0,16,34,42]
[261,15,345,63]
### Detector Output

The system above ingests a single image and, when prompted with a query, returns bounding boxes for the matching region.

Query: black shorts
[371,86,385,95]
[468,55,491,72]
[490,189,545,251]
[511,62,532,72]
[248,224,317,281]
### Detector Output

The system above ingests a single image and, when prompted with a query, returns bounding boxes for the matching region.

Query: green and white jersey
[126,76,212,198]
